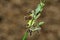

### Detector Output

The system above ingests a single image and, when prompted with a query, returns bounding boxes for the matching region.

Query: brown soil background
[0,0,60,40]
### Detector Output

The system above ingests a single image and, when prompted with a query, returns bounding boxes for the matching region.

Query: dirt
[0,0,60,40]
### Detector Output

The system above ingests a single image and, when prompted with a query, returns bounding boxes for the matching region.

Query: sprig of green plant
[22,0,45,40]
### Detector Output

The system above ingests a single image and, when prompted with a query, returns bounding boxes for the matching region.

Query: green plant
[22,0,45,40]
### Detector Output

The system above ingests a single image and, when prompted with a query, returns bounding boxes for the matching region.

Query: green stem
[22,31,28,40]
[22,0,45,40]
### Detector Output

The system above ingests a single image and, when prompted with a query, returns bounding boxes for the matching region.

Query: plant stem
[22,0,45,40]
[22,31,28,40]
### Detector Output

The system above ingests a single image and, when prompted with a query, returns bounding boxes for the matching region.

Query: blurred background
[0,0,60,40]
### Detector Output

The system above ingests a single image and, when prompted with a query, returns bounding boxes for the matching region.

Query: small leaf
[35,13,41,20]
[35,4,41,14]
[35,2,45,15]
[38,22,44,26]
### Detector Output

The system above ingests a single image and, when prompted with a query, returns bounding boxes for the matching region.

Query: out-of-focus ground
[0,0,60,40]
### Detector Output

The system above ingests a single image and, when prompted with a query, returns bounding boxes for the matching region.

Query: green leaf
[35,13,41,20]
[35,4,41,14]
[35,2,45,15]
[38,22,44,26]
